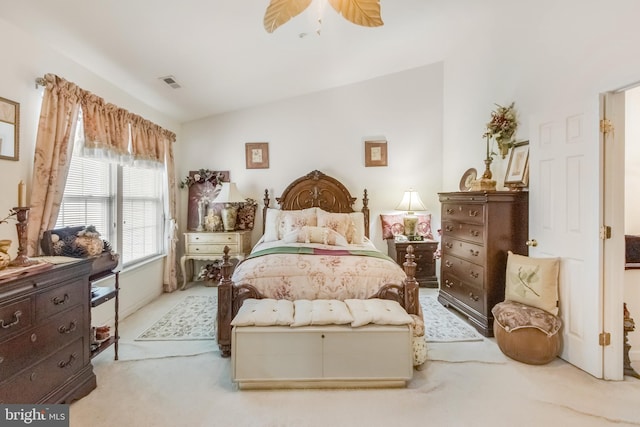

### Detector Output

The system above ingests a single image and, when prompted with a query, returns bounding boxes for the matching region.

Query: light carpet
[135,295,217,341]
[420,295,484,342]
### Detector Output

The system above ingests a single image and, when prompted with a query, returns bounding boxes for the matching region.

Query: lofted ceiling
[0,0,490,123]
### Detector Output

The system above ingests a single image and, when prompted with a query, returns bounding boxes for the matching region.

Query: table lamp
[214,182,246,231]
[396,189,426,240]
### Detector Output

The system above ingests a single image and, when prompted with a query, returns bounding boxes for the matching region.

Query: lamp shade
[214,182,246,203]
[395,189,426,214]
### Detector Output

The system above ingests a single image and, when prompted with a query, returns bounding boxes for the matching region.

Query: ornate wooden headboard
[262,170,370,238]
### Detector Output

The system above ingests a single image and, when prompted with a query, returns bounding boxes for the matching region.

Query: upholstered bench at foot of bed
[230,298,418,389]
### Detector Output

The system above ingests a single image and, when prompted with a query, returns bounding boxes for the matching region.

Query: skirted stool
[492,300,562,365]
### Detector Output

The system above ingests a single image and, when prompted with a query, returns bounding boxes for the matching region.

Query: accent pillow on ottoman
[504,251,560,315]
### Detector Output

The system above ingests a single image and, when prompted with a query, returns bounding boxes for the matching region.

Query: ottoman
[492,300,562,365]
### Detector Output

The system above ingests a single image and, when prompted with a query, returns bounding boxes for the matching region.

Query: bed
[216,170,422,358]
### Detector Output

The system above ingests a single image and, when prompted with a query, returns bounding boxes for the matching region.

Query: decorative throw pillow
[317,210,351,239]
[346,212,365,244]
[504,251,560,315]
[279,208,317,239]
[282,226,349,246]
[380,213,433,239]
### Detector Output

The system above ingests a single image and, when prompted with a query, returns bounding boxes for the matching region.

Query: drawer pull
[445,242,453,249]
[469,249,479,257]
[52,294,70,305]
[445,261,453,268]
[1,310,22,329]
[469,271,479,279]
[444,279,452,288]
[468,210,479,217]
[470,230,480,237]
[58,321,77,334]
[58,352,77,369]
[446,208,455,215]
[469,292,479,302]
[445,225,454,232]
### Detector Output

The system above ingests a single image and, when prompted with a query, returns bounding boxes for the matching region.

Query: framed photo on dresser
[504,141,529,188]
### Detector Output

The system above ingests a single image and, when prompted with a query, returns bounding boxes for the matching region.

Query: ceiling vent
[159,75,181,89]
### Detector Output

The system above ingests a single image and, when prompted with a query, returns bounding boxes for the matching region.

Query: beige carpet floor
[70,284,640,427]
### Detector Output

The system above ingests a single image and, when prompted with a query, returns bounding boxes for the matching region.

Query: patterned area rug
[136,296,217,341]
[420,295,484,342]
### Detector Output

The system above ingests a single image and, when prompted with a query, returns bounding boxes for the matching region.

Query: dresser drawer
[0,297,33,341]
[442,237,486,265]
[0,305,84,382]
[0,338,85,404]
[441,203,485,225]
[441,272,485,315]
[441,254,484,290]
[186,243,238,255]
[36,278,86,321]
[187,233,240,245]
[441,221,484,245]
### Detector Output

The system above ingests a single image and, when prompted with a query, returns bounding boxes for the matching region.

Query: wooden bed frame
[216,170,420,357]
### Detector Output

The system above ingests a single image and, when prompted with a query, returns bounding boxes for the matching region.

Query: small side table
[387,238,439,288]
[180,231,251,290]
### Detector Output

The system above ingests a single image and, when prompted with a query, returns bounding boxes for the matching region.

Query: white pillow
[291,299,354,327]
[230,298,294,326]
[279,208,317,240]
[504,251,560,315]
[347,212,365,244]
[282,226,349,246]
[345,298,414,327]
[263,208,281,242]
[317,210,351,239]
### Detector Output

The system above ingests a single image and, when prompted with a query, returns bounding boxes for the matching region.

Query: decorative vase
[498,141,511,159]
[221,203,238,231]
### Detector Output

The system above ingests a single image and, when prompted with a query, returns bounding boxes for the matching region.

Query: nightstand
[180,231,251,290]
[387,238,439,288]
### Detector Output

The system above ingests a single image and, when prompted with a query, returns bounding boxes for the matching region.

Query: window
[56,115,166,267]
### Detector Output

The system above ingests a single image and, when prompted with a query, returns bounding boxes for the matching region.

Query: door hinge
[599,332,611,346]
[600,118,614,135]
[599,226,612,239]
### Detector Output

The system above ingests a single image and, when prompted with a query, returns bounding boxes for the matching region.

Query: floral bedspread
[231,240,408,301]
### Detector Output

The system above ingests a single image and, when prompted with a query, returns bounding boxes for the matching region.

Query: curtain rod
[35,76,46,89]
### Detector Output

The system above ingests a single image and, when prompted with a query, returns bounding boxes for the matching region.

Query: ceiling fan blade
[264,0,314,33]
[327,0,384,27]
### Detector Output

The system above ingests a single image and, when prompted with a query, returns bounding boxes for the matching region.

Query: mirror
[0,96,19,161]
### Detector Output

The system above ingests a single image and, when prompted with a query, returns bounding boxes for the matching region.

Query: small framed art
[364,140,387,167]
[0,96,19,161]
[245,142,269,169]
[504,141,529,188]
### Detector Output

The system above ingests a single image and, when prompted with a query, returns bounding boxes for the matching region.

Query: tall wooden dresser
[438,191,528,336]
[0,260,96,403]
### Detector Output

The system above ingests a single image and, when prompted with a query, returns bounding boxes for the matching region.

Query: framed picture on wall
[364,140,387,167]
[504,141,529,188]
[245,142,269,169]
[0,96,19,161]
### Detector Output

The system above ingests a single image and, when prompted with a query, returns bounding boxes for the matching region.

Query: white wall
[179,63,444,253]
[0,17,178,323]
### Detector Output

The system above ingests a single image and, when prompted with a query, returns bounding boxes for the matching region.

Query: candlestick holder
[9,207,38,267]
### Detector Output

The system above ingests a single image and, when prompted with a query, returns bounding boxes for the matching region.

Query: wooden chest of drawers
[438,191,528,336]
[387,239,438,288]
[0,260,96,403]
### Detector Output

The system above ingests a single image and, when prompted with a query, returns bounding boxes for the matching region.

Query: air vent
[159,75,181,89]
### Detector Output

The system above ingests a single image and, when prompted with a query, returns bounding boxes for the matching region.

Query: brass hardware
[468,210,479,217]
[470,230,479,237]
[468,292,479,302]
[445,261,452,268]
[58,352,77,369]
[469,271,479,279]
[52,294,69,305]
[600,119,613,135]
[526,239,538,247]
[600,226,612,240]
[58,321,77,334]
[469,249,479,257]
[1,310,22,329]
[446,208,454,215]
[599,332,611,346]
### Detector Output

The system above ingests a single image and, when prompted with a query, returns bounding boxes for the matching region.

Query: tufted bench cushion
[230,299,294,326]
[491,300,562,365]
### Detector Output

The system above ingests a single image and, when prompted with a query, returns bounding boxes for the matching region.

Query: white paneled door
[529,100,604,378]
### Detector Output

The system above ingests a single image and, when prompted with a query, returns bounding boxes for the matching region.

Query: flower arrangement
[179,169,225,189]
[483,102,518,159]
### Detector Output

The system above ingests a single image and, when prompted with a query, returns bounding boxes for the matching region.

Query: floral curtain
[28,73,179,291]
[163,134,179,292]
[27,74,82,256]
